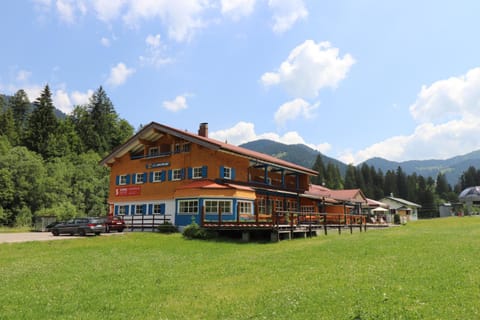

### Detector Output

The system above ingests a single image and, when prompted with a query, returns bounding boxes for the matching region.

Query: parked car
[104,216,126,233]
[50,217,105,236]
[45,221,62,232]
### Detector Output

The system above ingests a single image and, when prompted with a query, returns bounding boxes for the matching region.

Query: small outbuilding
[379,195,421,222]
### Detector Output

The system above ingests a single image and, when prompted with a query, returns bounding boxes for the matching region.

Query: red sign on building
[115,186,141,196]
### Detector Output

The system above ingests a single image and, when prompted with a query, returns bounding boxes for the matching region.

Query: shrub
[394,214,401,225]
[182,222,215,240]
[156,222,178,234]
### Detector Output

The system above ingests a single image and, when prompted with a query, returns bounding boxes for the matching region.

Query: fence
[119,214,172,231]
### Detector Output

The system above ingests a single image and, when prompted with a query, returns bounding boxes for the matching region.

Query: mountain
[240,139,480,187]
[239,139,348,176]
[1,94,66,119]
[362,150,480,186]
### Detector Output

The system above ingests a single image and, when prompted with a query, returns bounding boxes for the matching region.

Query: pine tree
[344,164,357,189]
[0,106,18,145]
[24,85,59,158]
[9,89,31,138]
[311,155,326,185]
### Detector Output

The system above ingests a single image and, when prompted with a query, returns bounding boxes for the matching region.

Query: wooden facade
[101,122,368,231]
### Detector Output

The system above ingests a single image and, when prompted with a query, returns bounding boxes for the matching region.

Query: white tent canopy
[372,207,389,212]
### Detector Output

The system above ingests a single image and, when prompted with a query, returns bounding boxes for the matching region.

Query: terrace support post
[218,206,223,226]
[349,215,353,234]
[323,213,327,235]
[200,206,205,227]
[338,214,341,235]
[152,215,155,232]
[236,202,240,224]
[141,214,145,232]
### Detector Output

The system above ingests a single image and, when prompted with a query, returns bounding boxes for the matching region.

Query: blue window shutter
[168,170,172,181]
[202,166,208,178]
[148,204,153,214]
[181,168,185,180]
[114,205,119,215]
[231,168,236,180]
[115,176,119,185]
[220,166,224,178]
[143,173,147,183]
[132,174,137,184]
[149,172,154,182]
[143,204,147,215]
[125,206,129,215]
[131,205,135,214]
[188,167,193,179]
[160,204,165,214]
[161,171,166,182]
[126,174,131,184]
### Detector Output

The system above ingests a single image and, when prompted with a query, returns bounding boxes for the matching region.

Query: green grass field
[1,217,480,319]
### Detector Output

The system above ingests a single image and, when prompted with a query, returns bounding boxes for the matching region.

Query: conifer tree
[0,106,18,145]
[9,89,31,138]
[24,84,59,158]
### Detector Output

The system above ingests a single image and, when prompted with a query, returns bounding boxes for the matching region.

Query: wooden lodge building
[100,122,368,238]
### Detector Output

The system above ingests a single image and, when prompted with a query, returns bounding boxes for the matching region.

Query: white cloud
[274,98,318,126]
[139,34,172,67]
[268,0,308,33]
[409,67,480,123]
[16,70,32,82]
[71,89,93,105]
[210,121,331,154]
[122,0,208,42]
[100,37,111,47]
[163,95,188,112]
[343,67,480,164]
[261,40,355,98]
[53,89,71,113]
[55,0,86,24]
[92,0,125,22]
[221,0,256,20]
[106,63,135,87]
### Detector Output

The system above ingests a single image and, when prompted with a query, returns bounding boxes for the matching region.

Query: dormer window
[149,147,159,156]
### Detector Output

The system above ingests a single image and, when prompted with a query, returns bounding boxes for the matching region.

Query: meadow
[1,217,480,319]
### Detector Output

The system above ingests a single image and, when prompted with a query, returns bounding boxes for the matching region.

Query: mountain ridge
[240,139,480,186]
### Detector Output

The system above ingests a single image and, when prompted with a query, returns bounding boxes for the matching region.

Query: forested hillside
[0,85,133,226]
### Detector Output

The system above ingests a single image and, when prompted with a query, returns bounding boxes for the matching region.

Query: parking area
[0,232,121,244]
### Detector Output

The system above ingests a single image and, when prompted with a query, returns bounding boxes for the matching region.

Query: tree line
[311,155,479,218]
[0,85,133,226]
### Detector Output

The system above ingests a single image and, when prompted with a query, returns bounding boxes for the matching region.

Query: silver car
[51,217,105,236]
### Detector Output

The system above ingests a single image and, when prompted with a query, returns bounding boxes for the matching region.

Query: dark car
[45,221,62,232]
[51,217,105,236]
[104,216,126,233]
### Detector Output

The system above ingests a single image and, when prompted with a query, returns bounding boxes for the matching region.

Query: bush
[182,222,215,240]
[394,214,401,225]
[156,222,178,234]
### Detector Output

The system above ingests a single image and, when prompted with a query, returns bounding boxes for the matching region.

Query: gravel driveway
[0,232,120,244]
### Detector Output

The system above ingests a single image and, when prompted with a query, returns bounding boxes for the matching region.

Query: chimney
[198,122,208,138]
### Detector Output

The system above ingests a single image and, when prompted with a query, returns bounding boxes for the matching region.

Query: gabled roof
[100,122,317,175]
[380,196,421,208]
[306,184,367,204]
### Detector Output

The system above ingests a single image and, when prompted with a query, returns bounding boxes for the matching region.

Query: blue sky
[2,1,480,164]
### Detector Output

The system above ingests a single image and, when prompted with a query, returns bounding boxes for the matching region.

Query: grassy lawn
[1,217,480,319]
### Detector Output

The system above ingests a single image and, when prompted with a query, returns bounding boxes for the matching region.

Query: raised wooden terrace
[201,210,373,241]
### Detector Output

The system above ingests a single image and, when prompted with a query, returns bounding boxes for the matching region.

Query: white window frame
[135,204,144,215]
[193,167,203,179]
[178,200,199,214]
[119,205,127,215]
[238,201,253,214]
[172,169,182,181]
[205,200,232,215]
[152,171,162,182]
[153,204,163,214]
[223,167,232,179]
[135,173,145,184]
[119,175,127,185]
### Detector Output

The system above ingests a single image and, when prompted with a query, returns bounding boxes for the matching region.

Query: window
[149,147,159,156]
[174,143,181,153]
[153,204,163,214]
[287,200,298,212]
[223,167,231,179]
[119,205,127,215]
[172,169,183,181]
[152,171,163,182]
[301,205,314,213]
[135,173,145,184]
[178,200,199,214]
[183,143,191,152]
[238,201,253,214]
[193,167,203,179]
[205,200,232,214]
[119,175,128,185]
[135,204,144,215]
[275,200,283,211]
